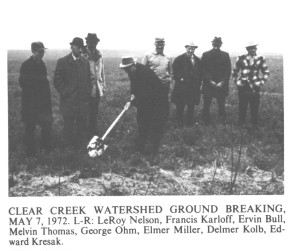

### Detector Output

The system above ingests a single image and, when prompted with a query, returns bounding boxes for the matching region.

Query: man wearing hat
[232,42,270,127]
[171,42,202,127]
[201,37,232,124]
[54,37,92,148]
[82,33,106,138]
[19,42,52,156]
[120,56,168,156]
[142,38,173,118]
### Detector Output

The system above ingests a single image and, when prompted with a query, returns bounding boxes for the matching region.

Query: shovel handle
[101,101,131,140]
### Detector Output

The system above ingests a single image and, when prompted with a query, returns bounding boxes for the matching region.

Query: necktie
[191,56,195,67]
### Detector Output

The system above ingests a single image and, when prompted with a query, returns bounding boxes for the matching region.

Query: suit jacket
[171,53,202,106]
[130,63,168,121]
[201,49,231,96]
[19,56,52,124]
[54,53,91,117]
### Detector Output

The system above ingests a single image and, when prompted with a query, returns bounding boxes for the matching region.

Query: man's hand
[255,80,265,87]
[124,101,131,110]
[91,85,97,98]
[210,80,217,87]
[130,94,135,101]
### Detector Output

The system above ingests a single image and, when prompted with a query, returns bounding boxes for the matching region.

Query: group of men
[19,35,270,158]
[19,34,105,156]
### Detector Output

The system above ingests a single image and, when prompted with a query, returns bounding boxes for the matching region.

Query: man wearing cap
[142,38,173,117]
[120,56,168,155]
[82,33,106,137]
[171,42,202,127]
[19,42,52,156]
[54,37,91,148]
[201,37,231,124]
[232,42,270,127]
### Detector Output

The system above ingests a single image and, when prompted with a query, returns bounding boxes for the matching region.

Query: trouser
[176,101,195,125]
[88,96,100,137]
[202,95,226,123]
[63,115,87,148]
[24,121,51,156]
[136,105,167,153]
[238,91,260,125]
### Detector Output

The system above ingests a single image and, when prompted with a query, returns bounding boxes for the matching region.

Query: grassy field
[8,50,284,196]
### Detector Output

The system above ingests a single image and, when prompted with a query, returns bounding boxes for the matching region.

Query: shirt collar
[71,53,79,61]
[187,53,195,58]
[153,51,164,56]
[247,54,258,60]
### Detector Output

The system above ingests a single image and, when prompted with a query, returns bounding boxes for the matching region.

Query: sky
[2,0,288,55]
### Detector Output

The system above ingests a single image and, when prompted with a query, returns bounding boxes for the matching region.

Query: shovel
[87,100,132,158]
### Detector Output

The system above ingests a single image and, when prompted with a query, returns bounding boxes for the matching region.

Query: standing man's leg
[186,104,195,126]
[150,107,167,154]
[24,123,36,156]
[176,100,185,127]
[40,120,52,152]
[88,96,100,138]
[136,109,150,152]
[249,93,260,126]
[202,95,212,124]
[76,115,88,148]
[63,116,75,147]
[217,95,226,124]
[238,91,249,125]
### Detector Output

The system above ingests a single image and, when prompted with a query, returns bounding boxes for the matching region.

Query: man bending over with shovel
[120,56,168,156]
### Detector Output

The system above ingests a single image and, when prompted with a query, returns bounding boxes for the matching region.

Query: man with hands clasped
[201,37,232,124]
[171,41,202,127]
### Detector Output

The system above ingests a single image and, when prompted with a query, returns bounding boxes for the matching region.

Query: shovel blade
[87,136,108,158]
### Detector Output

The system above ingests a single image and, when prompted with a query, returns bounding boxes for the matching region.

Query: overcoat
[19,56,52,124]
[53,54,91,117]
[171,53,202,106]
[130,63,168,122]
[201,49,231,97]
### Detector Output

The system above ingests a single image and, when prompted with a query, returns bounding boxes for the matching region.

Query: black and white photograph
[2,0,289,250]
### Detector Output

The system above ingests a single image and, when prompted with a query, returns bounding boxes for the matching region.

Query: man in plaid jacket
[232,42,270,127]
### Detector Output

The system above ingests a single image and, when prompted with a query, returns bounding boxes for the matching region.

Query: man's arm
[142,54,149,66]
[19,61,29,88]
[53,59,66,95]
[100,57,106,89]
[260,56,270,85]
[201,53,213,83]
[168,57,173,81]
[172,56,183,81]
[223,52,232,83]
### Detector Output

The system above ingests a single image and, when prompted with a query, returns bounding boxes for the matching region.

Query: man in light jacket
[82,33,106,137]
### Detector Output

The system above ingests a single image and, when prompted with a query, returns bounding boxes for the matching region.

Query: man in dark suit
[120,56,168,155]
[54,37,92,148]
[201,37,231,124]
[171,42,202,127]
[19,42,52,156]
